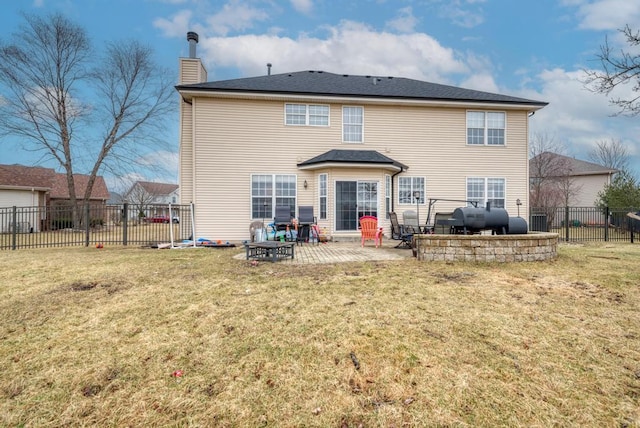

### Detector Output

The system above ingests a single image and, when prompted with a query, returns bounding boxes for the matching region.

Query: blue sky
[1,0,640,190]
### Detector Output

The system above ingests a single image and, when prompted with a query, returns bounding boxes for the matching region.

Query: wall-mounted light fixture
[303,180,308,189]
[516,198,522,217]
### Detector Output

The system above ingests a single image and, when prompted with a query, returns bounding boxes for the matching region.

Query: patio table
[245,241,295,262]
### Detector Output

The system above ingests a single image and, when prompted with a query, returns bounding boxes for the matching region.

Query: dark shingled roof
[177,70,547,106]
[298,149,407,171]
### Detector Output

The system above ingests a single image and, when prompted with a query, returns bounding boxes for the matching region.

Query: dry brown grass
[1,243,639,427]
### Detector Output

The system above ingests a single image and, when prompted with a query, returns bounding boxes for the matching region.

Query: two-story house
[176,33,547,242]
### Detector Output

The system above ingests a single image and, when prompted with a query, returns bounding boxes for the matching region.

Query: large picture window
[466,177,505,208]
[251,174,297,219]
[467,111,505,145]
[398,176,425,204]
[285,104,329,126]
[343,106,363,142]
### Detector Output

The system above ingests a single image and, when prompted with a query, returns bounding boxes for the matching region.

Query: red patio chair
[359,215,383,247]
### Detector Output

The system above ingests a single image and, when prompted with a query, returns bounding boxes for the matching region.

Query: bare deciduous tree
[0,12,174,225]
[529,133,583,228]
[588,138,629,172]
[584,25,640,116]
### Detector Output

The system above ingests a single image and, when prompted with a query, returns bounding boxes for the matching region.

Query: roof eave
[297,161,406,172]
[176,88,548,110]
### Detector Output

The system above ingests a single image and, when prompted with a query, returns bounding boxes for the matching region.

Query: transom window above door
[285,104,329,126]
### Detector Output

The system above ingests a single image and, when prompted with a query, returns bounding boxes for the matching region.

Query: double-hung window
[285,104,329,126]
[398,177,425,204]
[251,174,297,219]
[466,177,505,208]
[467,111,506,145]
[343,106,363,142]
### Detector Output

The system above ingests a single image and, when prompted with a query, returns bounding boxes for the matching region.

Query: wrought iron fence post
[84,203,90,247]
[630,216,634,244]
[604,206,609,242]
[123,203,128,246]
[11,206,17,250]
[564,206,569,242]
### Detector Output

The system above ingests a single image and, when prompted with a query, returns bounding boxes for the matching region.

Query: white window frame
[285,103,329,126]
[385,174,391,219]
[398,176,425,204]
[251,174,297,219]
[342,106,364,143]
[466,111,506,146]
[466,177,506,208]
[318,173,328,220]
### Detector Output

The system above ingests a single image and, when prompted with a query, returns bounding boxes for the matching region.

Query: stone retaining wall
[414,232,558,262]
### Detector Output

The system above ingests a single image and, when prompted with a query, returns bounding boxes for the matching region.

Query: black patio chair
[274,205,293,240]
[389,212,413,248]
[296,205,319,245]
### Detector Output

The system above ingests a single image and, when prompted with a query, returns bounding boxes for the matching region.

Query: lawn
[1,243,639,427]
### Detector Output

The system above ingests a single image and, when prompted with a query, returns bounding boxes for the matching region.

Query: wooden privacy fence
[0,203,194,250]
[529,206,640,242]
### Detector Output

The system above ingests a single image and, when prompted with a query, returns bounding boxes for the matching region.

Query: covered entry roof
[297,149,407,172]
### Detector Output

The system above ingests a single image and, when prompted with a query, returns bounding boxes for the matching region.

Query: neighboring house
[529,152,617,207]
[176,33,547,241]
[124,181,180,218]
[0,164,110,232]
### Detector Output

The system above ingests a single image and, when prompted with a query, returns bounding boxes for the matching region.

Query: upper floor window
[398,176,425,204]
[467,111,505,146]
[285,104,329,126]
[467,177,505,208]
[343,106,363,142]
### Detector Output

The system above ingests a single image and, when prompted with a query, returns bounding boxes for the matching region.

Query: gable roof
[135,181,179,196]
[297,149,407,172]
[0,164,110,200]
[177,70,547,108]
[50,173,110,200]
[530,152,618,177]
[0,164,56,191]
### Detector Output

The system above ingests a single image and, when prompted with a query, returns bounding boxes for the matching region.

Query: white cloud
[385,7,418,34]
[153,9,192,38]
[573,0,640,31]
[290,0,313,15]
[32,0,44,7]
[520,67,640,169]
[205,0,270,36]
[438,0,485,28]
[198,20,468,83]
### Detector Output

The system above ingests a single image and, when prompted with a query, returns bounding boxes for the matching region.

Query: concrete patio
[234,240,414,264]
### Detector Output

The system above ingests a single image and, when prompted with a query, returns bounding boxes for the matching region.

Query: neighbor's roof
[298,149,408,172]
[0,164,56,191]
[50,173,110,200]
[135,181,179,196]
[176,70,547,107]
[0,163,110,200]
[530,152,618,177]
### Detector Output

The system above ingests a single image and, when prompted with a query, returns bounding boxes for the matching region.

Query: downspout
[390,168,405,213]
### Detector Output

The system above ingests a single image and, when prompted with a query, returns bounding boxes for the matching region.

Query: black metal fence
[530,206,640,242]
[0,203,194,250]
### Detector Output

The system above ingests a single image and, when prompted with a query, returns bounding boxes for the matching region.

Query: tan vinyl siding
[182,95,534,241]
[572,174,611,206]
